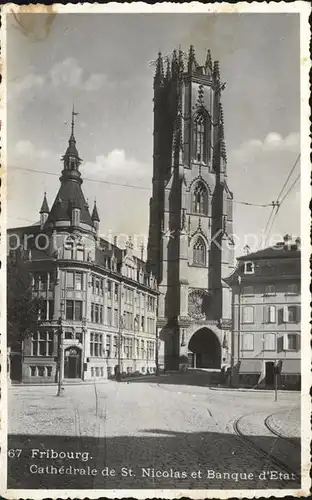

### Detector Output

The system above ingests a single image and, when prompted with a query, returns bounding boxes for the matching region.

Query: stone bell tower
[148,46,234,371]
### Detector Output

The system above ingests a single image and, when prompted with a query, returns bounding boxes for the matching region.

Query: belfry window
[192,182,208,214]
[193,237,206,266]
[193,114,206,162]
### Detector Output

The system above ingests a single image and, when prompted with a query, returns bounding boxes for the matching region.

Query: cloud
[82,149,150,185]
[231,132,300,162]
[49,57,83,88]
[227,132,301,256]
[9,57,107,99]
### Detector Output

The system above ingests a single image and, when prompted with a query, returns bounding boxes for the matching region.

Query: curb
[208,386,299,394]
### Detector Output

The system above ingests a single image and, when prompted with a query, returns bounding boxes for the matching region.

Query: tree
[7,247,45,350]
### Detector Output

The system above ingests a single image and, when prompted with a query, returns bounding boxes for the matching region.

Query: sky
[6,12,301,257]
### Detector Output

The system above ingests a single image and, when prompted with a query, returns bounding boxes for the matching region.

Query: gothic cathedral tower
[148,46,234,371]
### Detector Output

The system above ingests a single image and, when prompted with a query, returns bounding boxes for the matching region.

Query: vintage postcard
[0,2,310,499]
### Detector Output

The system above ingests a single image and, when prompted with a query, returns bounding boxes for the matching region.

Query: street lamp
[56,302,65,397]
[81,317,87,381]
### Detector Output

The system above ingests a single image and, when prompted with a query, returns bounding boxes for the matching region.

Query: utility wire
[10,165,278,208]
[279,173,300,206]
[263,154,300,246]
[276,153,300,201]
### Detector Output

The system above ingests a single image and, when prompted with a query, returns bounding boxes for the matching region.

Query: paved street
[8,373,301,490]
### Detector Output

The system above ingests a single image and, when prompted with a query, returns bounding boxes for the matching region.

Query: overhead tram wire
[263,153,301,246]
[11,165,278,208]
[265,173,300,240]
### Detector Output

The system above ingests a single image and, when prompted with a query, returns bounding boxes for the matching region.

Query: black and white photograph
[1,2,310,498]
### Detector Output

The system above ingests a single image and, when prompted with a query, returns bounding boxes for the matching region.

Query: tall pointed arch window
[193,114,205,162]
[192,182,208,214]
[193,237,206,266]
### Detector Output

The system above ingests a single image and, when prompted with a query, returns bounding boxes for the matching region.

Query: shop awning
[239,359,263,374]
[281,359,301,375]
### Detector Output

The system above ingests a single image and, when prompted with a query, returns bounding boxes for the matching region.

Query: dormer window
[72,208,80,227]
[244,261,254,274]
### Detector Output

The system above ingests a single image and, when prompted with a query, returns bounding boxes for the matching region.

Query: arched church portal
[188,328,221,369]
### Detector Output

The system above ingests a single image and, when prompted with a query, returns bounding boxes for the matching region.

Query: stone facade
[147,47,234,371]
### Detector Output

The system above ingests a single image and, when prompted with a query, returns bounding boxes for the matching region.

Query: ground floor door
[265,361,275,386]
[64,347,82,379]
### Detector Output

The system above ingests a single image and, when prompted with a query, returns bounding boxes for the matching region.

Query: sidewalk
[208,385,299,394]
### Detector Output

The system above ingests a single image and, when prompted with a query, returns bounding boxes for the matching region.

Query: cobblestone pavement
[266,408,300,439]
[8,374,301,490]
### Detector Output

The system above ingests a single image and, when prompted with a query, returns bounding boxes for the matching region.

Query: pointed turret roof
[154,52,164,87]
[187,44,197,73]
[46,108,93,227]
[91,201,100,222]
[40,192,49,214]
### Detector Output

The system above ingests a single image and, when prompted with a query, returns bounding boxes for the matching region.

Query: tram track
[264,413,300,449]
[233,412,301,484]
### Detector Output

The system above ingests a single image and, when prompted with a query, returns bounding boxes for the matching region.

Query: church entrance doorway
[188,328,221,369]
[64,346,82,379]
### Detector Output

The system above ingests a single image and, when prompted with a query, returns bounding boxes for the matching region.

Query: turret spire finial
[71,104,79,139]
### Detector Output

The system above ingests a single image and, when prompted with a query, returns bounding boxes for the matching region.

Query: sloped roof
[238,244,300,261]
[47,178,93,226]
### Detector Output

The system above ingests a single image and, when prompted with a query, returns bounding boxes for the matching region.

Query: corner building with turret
[148,47,235,371]
[8,111,158,383]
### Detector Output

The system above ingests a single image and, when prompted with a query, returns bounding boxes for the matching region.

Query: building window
[193,113,206,162]
[147,296,155,312]
[278,333,299,352]
[279,305,300,324]
[286,284,299,295]
[90,333,103,357]
[263,305,276,324]
[66,300,83,321]
[33,273,47,291]
[243,286,254,296]
[32,331,53,356]
[242,306,254,324]
[91,303,103,324]
[263,333,276,351]
[136,339,140,358]
[76,247,84,261]
[193,237,206,266]
[30,366,37,377]
[124,337,130,359]
[114,283,119,301]
[66,271,83,290]
[141,316,145,332]
[107,281,112,298]
[38,366,45,377]
[113,336,118,358]
[147,341,154,360]
[264,285,275,296]
[242,333,254,351]
[107,307,112,326]
[192,182,208,215]
[63,243,73,260]
[47,366,52,377]
[113,309,119,327]
[244,261,254,274]
[106,335,111,357]
[140,339,145,358]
